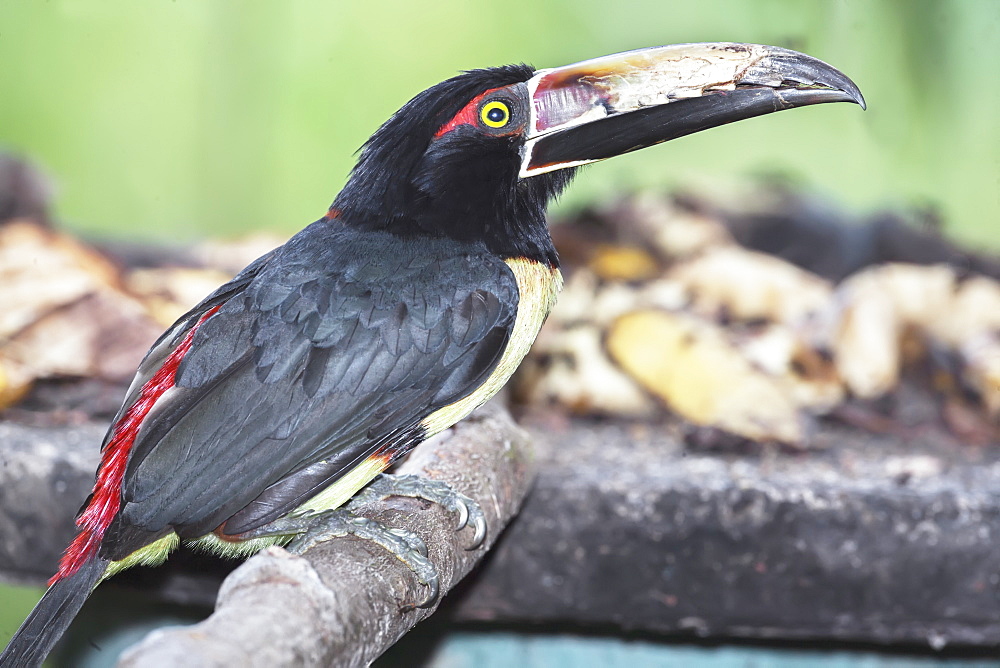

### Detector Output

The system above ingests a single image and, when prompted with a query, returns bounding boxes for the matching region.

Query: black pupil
[487,106,507,123]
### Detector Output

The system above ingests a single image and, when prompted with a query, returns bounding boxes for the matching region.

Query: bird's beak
[520,42,865,178]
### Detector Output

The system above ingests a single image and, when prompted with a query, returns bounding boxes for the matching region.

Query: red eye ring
[435,87,506,138]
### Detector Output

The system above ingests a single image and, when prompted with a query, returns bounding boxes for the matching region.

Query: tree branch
[114,400,534,667]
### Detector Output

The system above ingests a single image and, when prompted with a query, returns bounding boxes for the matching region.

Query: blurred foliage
[0,0,997,246]
[0,584,43,660]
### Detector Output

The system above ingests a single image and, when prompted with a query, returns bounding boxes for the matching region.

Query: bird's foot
[348,473,487,549]
[278,509,440,609]
[241,474,484,609]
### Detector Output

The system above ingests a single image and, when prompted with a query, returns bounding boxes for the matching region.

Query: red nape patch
[51,305,223,585]
[433,87,503,138]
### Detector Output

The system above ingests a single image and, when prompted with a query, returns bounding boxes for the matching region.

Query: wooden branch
[114,400,534,668]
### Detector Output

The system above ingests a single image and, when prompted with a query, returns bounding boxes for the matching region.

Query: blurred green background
[0,0,998,246]
[1,0,999,664]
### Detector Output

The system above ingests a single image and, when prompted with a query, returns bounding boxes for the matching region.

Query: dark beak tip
[821,83,866,110]
[761,48,866,111]
[852,88,868,111]
[825,72,866,110]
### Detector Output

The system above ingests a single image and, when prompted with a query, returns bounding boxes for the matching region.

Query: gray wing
[114,224,517,543]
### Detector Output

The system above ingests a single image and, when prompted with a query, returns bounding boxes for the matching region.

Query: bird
[1,42,863,666]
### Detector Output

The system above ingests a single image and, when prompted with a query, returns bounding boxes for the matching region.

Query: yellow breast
[420,257,562,435]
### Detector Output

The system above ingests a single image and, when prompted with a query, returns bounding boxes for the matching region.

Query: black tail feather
[0,557,108,668]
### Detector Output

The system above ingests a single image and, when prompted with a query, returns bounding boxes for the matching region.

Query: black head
[333,65,573,265]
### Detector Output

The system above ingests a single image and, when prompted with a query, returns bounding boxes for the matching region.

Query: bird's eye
[480,100,511,128]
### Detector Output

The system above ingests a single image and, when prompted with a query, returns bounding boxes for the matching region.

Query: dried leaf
[194,233,285,275]
[0,219,162,403]
[738,324,843,412]
[1,292,161,382]
[126,267,233,327]
[607,309,804,443]
[0,220,121,338]
[668,246,831,324]
[960,333,1000,419]
[828,279,901,399]
[0,360,32,410]
[552,269,687,330]
[621,191,734,259]
[936,276,1000,347]
[515,324,656,417]
[588,244,659,282]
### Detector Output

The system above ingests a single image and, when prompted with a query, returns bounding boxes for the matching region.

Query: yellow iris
[480,100,510,128]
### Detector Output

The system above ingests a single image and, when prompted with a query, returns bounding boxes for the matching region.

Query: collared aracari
[1,42,863,666]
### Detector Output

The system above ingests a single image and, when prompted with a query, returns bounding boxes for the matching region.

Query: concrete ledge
[452,413,1000,649]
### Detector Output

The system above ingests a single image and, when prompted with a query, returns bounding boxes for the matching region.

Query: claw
[454,497,470,531]
[469,515,487,550]
[351,473,488,549]
[387,526,428,558]
[420,573,439,608]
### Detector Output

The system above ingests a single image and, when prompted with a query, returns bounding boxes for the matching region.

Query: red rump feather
[52,305,222,584]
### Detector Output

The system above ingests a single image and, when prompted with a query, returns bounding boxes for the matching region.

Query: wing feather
[114,222,517,542]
